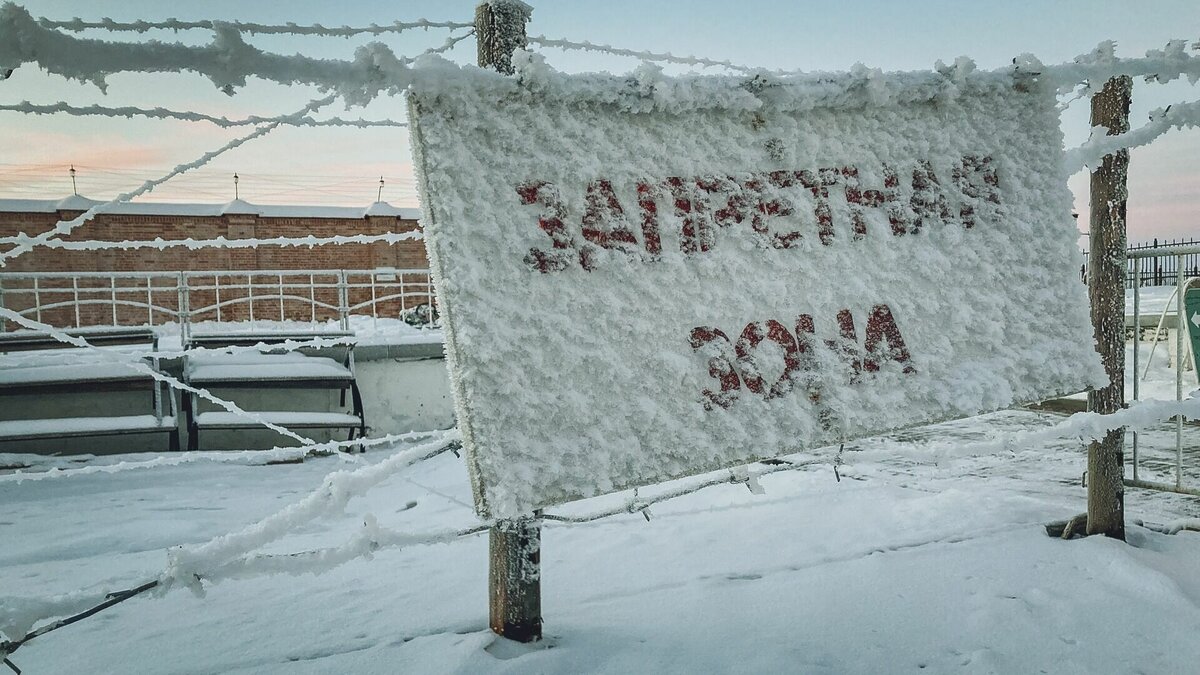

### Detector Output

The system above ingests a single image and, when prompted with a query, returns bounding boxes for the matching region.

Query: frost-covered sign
[408,59,1104,518]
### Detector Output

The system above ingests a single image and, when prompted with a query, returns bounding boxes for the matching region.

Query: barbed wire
[0,429,448,484]
[1064,98,1200,173]
[527,35,767,74]
[0,100,405,129]
[0,96,334,267]
[0,230,422,251]
[6,391,1200,668]
[36,16,473,37]
[0,431,461,669]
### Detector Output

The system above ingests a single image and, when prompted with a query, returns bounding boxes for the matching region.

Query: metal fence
[1125,244,1200,497]
[0,268,436,338]
[1082,237,1200,288]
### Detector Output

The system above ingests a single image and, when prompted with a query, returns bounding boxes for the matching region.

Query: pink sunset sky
[1,0,1197,244]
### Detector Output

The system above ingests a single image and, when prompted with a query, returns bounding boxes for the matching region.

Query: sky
[0,0,1198,244]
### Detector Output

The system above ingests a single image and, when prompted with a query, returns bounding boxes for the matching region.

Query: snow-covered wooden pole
[489,515,542,642]
[475,0,531,76]
[1086,75,1132,540]
[476,0,541,643]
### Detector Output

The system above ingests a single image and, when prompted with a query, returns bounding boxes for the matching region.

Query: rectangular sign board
[408,63,1105,519]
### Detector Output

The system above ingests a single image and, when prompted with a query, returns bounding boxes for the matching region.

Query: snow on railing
[0,268,436,336]
[0,308,324,446]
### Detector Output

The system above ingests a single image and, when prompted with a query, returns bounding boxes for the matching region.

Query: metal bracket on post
[489,515,542,642]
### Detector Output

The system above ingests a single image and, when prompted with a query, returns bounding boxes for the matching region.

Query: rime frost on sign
[407,57,1105,519]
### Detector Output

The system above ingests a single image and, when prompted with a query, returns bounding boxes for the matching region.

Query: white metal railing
[1125,244,1200,497]
[0,268,436,338]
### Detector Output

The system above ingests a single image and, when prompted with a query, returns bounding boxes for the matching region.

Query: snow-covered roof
[0,195,422,220]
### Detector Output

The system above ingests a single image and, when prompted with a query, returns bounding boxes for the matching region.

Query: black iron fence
[1081,238,1200,288]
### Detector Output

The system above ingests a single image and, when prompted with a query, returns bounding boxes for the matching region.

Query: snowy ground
[3,411,1200,674]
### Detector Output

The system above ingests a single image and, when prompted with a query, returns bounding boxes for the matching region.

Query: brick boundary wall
[0,207,429,328]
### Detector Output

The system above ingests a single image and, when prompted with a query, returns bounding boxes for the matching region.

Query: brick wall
[0,208,430,328]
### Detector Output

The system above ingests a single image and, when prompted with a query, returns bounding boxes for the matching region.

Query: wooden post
[489,516,542,642]
[476,0,541,643]
[1086,75,1132,540]
[475,0,532,76]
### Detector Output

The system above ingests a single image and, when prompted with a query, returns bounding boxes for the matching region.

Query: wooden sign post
[474,0,542,643]
[1086,75,1132,540]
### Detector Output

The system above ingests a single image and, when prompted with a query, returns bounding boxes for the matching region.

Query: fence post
[1086,75,1132,540]
[475,0,541,644]
[337,270,349,330]
[177,273,190,341]
[489,515,542,642]
[475,0,531,75]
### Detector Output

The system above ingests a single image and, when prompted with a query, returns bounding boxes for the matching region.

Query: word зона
[516,156,1000,273]
[692,304,916,411]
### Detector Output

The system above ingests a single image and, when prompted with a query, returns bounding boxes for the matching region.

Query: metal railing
[1083,237,1200,288]
[1125,244,1200,497]
[0,268,436,338]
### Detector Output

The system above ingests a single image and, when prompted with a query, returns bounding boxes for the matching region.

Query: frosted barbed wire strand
[0,100,405,128]
[0,230,422,251]
[1064,98,1200,173]
[6,395,1200,640]
[0,432,459,645]
[8,5,1199,106]
[0,95,335,267]
[426,29,475,57]
[527,35,765,74]
[204,522,487,582]
[213,394,1200,581]
[1027,39,1200,93]
[542,459,825,524]
[161,429,460,589]
[0,5,414,103]
[0,308,326,447]
[0,429,447,484]
[37,16,472,37]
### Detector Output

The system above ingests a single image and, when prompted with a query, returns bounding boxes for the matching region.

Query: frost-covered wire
[0,100,405,128]
[527,34,767,74]
[0,308,323,447]
[425,29,475,57]
[37,16,473,37]
[1026,39,1200,93]
[542,459,824,524]
[0,429,447,484]
[0,229,422,252]
[0,431,459,657]
[1064,98,1200,173]
[204,520,486,581]
[161,429,459,590]
[0,4,415,102]
[0,95,333,267]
